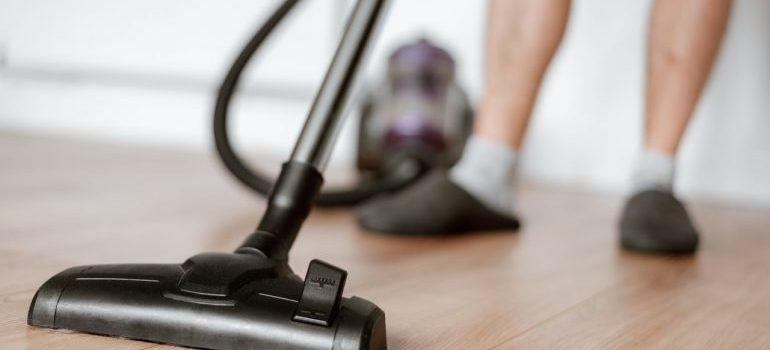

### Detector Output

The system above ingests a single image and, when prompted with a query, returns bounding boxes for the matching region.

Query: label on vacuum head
[293,259,348,326]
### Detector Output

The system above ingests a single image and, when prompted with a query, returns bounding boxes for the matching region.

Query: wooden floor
[2,133,770,349]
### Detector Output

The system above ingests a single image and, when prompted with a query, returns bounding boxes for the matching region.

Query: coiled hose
[213,0,422,207]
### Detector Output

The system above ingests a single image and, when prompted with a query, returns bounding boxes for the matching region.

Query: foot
[619,190,699,254]
[356,171,520,235]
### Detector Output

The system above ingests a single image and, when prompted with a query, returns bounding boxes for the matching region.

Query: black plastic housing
[28,252,386,350]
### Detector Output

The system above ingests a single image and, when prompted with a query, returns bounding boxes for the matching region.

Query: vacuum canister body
[357,39,473,175]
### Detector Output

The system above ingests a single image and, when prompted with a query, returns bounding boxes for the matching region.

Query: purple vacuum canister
[357,38,473,173]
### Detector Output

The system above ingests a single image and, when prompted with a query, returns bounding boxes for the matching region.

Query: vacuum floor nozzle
[28,253,386,350]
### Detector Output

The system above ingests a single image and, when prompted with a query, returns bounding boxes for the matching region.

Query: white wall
[1,0,769,206]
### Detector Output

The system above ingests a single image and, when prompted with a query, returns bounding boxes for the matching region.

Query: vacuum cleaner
[28,1,390,349]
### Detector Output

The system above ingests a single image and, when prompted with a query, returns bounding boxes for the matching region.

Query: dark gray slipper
[619,189,699,254]
[355,171,520,235]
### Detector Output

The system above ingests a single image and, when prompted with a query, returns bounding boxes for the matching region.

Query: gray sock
[631,149,675,193]
[449,135,518,215]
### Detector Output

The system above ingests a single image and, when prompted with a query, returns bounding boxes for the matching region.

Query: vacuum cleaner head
[29,252,386,350]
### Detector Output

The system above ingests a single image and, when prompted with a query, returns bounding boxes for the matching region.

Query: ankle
[631,148,675,193]
[449,135,518,214]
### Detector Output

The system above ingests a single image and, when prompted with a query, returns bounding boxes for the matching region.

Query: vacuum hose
[213,0,422,207]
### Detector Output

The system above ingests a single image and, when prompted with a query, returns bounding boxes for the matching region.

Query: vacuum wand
[239,0,390,259]
[290,0,388,170]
